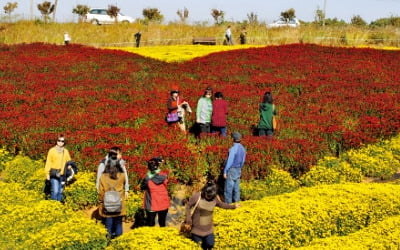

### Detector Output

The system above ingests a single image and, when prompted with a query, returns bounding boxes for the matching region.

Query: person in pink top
[211,92,228,137]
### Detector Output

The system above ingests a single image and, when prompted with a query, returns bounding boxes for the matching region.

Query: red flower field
[0,43,399,188]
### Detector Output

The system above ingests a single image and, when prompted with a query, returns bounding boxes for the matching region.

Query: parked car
[84,8,134,25]
[267,18,300,28]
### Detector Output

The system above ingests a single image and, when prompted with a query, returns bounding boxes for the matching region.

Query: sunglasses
[57,140,65,143]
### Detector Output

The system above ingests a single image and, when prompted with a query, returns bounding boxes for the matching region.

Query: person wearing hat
[166,86,192,133]
[196,86,213,137]
[223,131,246,204]
[140,158,171,227]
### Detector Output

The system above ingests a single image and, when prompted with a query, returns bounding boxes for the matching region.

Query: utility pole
[30,0,33,20]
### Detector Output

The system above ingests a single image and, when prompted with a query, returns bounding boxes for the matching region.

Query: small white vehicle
[84,8,134,25]
[267,18,300,28]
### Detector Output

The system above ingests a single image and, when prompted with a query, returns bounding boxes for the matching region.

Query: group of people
[166,86,277,138]
[43,87,275,247]
[225,25,247,45]
[166,86,229,137]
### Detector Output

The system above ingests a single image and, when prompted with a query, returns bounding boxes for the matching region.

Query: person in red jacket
[211,91,228,137]
[140,157,170,227]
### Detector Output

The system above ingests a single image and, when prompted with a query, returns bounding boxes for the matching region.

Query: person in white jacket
[96,147,129,199]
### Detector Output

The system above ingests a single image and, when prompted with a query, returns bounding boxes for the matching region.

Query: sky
[12,0,400,24]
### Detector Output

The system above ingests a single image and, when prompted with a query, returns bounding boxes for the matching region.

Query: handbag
[180,194,201,237]
[49,168,61,179]
[166,112,179,123]
[272,116,277,130]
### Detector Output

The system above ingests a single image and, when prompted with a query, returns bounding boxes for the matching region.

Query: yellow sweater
[44,146,71,177]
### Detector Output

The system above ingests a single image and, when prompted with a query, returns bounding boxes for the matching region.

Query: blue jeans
[212,126,227,137]
[192,233,215,250]
[103,216,123,239]
[224,167,241,204]
[50,178,63,201]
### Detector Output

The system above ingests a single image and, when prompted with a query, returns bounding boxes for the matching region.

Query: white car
[267,18,300,28]
[84,8,135,25]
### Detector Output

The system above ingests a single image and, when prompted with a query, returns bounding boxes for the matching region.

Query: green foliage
[241,168,300,200]
[370,16,400,27]
[351,15,367,26]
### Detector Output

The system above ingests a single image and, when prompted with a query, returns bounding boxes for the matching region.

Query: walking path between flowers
[84,169,400,234]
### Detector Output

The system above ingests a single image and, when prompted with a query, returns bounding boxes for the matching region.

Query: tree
[351,15,367,26]
[211,9,224,25]
[247,12,258,25]
[280,8,296,22]
[72,4,90,23]
[314,7,325,25]
[37,1,54,23]
[176,7,189,23]
[107,5,120,23]
[142,8,164,23]
[3,2,18,21]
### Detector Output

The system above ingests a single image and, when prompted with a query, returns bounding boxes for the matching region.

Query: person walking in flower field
[258,91,278,138]
[211,91,228,137]
[44,134,72,201]
[140,157,170,227]
[185,181,239,250]
[223,131,246,204]
[166,86,192,133]
[98,154,126,239]
[196,86,213,137]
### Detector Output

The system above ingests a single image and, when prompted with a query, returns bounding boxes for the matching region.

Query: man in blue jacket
[223,131,246,204]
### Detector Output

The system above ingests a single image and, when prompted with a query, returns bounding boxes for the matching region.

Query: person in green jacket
[258,91,277,138]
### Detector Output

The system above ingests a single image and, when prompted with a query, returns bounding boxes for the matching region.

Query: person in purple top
[223,131,246,204]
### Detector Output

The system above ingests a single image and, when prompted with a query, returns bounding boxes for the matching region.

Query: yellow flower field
[105,44,265,62]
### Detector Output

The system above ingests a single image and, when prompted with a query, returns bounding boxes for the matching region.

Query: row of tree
[3,1,400,27]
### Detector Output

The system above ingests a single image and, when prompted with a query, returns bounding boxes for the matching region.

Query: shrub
[241,168,300,200]
[0,147,13,172]
[23,216,108,249]
[213,183,400,249]
[2,155,43,184]
[345,142,400,179]
[106,226,199,249]
[300,156,362,186]
[296,215,400,249]
[63,172,98,210]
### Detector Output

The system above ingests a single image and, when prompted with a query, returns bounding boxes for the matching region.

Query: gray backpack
[103,181,122,213]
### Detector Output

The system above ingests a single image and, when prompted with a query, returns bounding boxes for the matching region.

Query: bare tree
[247,12,258,25]
[3,2,18,21]
[72,4,90,23]
[211,9,224,25]
[37,1,54,23]
[176,7,189,23]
